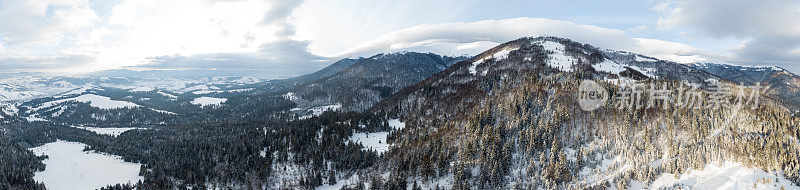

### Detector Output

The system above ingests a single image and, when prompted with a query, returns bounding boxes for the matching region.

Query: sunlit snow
[129,86,155,92]
[29,140,143,190]
[644,162,800,190]
[537,41,577,72]
[73,126,144,137]
[157,91,178,99]
[592,59,626,74]
[299,104,342,119]
[349,132,390,154]
[469,47,515,75]
[387,119,406,130]
[190,97,227,107]
[635,55,658,62]
[37,94,140,110]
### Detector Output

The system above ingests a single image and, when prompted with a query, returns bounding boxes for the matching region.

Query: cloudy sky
[0,0,798,75]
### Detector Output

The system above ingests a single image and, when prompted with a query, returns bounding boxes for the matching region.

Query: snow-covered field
[348,119,405,154]
[592,59,627,74]
[190,97,227,107]
[387,119,406,130]
[157,91,178,100]
[37,94,139,110]
[634,162,800,190]
[29,140,143,190]
[299,104,342,119]
[73,126,144,137]
[349,132,390,153]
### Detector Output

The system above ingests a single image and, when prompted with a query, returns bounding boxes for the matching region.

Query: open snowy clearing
[538,40,577,72]
[387,119,406,130]
[633,162,800,190]
[299,104,342,119]
[190,97,227,107]
[349,132,390,154]
[347,119,405,154]
[37,94,139,110]
[29,140,143,190]
[73,126,144,137]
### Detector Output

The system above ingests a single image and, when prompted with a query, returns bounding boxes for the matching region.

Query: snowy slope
[349,132,390,153]
[298,104,342,119]
[347,119,405,154]
[73,126,144,137]
[538,40,578,72]
[35,94,140,110]
[642,162,800,190]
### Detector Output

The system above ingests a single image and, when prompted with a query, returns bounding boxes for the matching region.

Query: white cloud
[117,0,329,74]
[657,0,800,72]
[337,17,708,63]
[102,0,275,61]
[0,0,327,74]
[291,0,469,56]
[0,0,98,46]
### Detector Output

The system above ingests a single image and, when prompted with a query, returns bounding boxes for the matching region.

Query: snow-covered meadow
[73,126,144,137]
[190,97,227,107]
[640,162,800,190]
[29,140,143,190]
[347,119,406,154]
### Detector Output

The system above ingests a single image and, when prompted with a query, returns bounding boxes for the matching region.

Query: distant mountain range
[689,62,800,111]
[4,38,799,126]
[286,52,468,112]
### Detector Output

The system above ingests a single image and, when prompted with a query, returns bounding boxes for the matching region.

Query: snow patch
[29,140,143,190]
[156,91,177,99]
[538,41,577,72]
[349,132,390,154]
[592,59,626,74]
[647,162,800,190]
[190,97,227,107]
[469,47,516,75]
[388,119,406,130]
[149,108,177,115]
[191,90,220,95]
[316,174,361,190]
[283,92,301,101]
[183,84,217,92]
[74,126,144,137]
[2,103,18,116]
[58,85,96,97]
[25,114,48,122]
[627,65,657,78]
[299,104,342,119]
[635,55,658,62]
[37,94,140,110]
[129,86,154,92]
[603,77,638,87]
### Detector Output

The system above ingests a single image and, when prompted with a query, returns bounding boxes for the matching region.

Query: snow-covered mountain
[0,73,271,125]
[287,52,468,113]
[361,37,799,189]
[3,36,800,190]
[689,62,800,111]
[374,36,721,121]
